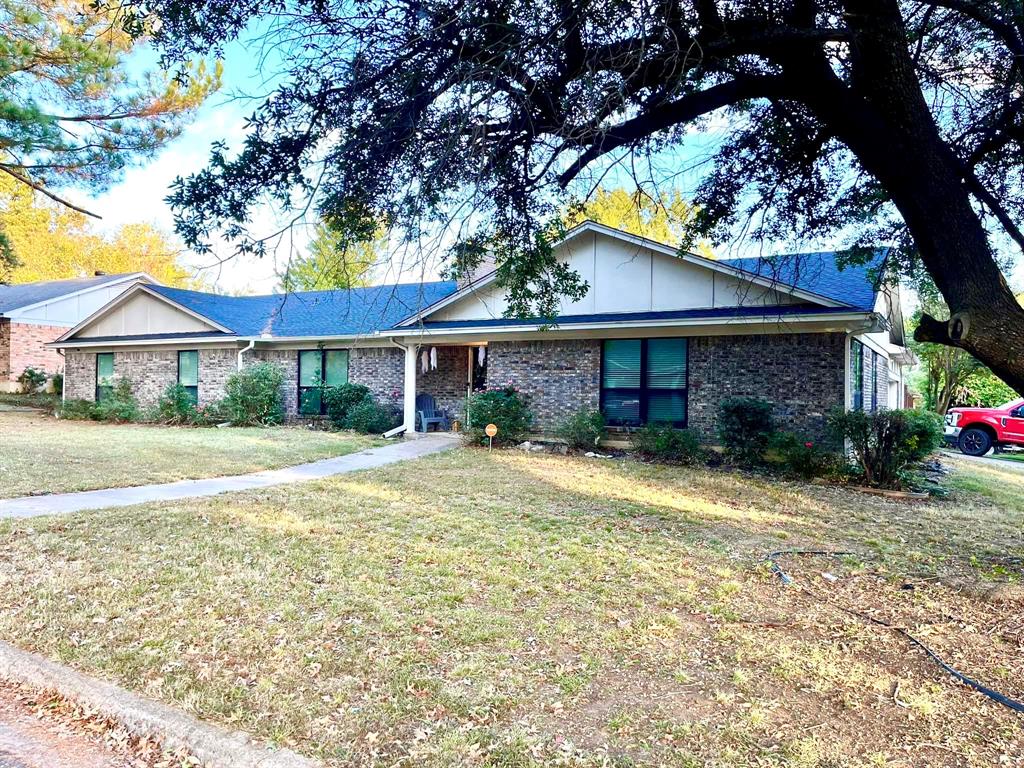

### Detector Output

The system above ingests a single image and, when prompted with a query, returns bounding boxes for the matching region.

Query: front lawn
[0,450,1020,766]
[0,410,381,498]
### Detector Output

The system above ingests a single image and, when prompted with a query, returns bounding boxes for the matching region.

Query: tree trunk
[804,1,1024,395]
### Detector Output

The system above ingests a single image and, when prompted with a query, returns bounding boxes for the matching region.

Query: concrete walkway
[0,434,459,519]
[942,449,1024,475]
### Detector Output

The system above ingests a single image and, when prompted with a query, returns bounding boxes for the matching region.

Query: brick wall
[3,321,67,384]
[486,339,602,432]
[65,347,239,407]
[688,332,846,441]
[65,352,96,400]
[0,320,9,381]
[349,347,404,407]
[109,350,179,406]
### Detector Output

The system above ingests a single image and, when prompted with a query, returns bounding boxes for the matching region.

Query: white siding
[432,231,799,322]
[75,292,218,338]
[8,280,145,327]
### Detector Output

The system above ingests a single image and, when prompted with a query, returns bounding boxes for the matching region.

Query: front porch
[399,342,487,434]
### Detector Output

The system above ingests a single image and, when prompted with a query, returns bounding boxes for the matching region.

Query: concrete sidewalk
[0,434,459,519]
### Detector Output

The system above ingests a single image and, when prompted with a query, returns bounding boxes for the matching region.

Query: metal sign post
[485,423,498,452]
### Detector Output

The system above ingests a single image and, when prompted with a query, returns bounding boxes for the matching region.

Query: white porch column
[403,342,419,433]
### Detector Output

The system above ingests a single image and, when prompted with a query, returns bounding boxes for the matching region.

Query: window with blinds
[298,349,349,415]
[601,338,688,427]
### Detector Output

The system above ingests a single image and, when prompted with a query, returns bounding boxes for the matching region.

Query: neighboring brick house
[51,222,911,438]
[0,273,154,392]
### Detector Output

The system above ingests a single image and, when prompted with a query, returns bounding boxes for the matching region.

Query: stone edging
[0,640,320,768]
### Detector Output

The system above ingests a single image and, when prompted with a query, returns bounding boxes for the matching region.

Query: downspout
[238,339,255,370]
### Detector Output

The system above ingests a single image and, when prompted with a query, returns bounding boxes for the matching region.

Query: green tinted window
[178,351,199,387]
[601,340,641,388]
[96,353,114,385]
[324,350,349,387]
[299,351,322,387]
[646,339,687,389]
[601,339,688,427]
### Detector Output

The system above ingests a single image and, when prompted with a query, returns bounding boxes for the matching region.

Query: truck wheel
[958,428,992,456]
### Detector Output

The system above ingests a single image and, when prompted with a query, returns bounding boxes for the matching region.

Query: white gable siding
[75,292,218,338]
[7,280,144,327]
[431,231,798,322]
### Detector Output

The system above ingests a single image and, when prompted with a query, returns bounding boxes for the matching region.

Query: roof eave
[384,310,876,337]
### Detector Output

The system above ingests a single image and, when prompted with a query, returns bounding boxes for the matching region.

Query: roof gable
[70,286,228,340]
[411,223,881,326]
[0,273,151,315]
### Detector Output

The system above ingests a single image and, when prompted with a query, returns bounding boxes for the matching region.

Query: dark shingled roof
[717,250,886,312]
[418,304,859,330]
[146,281,459,337]
[0,274,142,314]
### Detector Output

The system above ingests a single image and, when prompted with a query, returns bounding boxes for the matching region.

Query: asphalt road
[0,685,134,768]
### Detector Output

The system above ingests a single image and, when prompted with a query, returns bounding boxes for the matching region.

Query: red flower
[804,442,814,448]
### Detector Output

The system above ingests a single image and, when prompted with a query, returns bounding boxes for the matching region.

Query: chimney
[456,255,496,290]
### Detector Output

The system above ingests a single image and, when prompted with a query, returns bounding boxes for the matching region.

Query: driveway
[942,449,1024,475]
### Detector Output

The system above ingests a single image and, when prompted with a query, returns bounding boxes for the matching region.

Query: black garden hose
[764,549,1024,715]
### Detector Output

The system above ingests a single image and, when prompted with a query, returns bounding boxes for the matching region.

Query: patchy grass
[0,410,381,497]
[0,391,59,412]
[0,450,1021,767]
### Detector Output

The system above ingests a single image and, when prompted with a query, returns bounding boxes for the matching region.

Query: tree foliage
[115,0,1024,392]
[279,221,381,292]
[0,175,194,285]
[0,0,219,212]
[565,187,714,257]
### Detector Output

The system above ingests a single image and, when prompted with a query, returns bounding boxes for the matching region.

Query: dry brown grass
[0,448,1020,767]
[0,410,381,498]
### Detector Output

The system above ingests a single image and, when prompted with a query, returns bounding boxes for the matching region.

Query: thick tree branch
[557,77,787,187]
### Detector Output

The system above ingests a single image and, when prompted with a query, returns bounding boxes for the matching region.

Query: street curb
[0,641,320,768]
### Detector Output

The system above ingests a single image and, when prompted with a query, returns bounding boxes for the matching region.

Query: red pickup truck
[945,397,1024,455]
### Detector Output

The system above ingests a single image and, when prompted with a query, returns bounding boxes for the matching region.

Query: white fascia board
[54,283,233,342]
[48,335,240,349]
[394,221,847,327]
[2,273,156,318]
[383,311,876,339]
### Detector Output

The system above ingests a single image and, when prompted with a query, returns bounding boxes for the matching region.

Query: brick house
[50,223,911,438]
[0,273,154,392]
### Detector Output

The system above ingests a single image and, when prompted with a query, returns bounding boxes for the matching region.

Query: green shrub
[465,386,532,446]
[91,378,140,422]
[557,408,606,450]
[717,397,776,466]
[827,408,943,488]
[632,423,706,464]
[221,362,284,426]
[324,383,371,428]
[18,366,48,393]
[60,399,96,420]
[769,432,843,480]
[155,383,208,425]
[50,372,63,396]
[344,395,399,434]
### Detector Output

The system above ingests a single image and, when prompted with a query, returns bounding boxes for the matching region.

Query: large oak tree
[117,0,1024,392]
